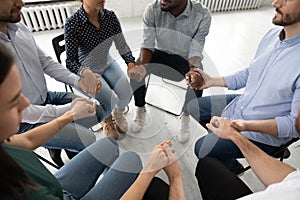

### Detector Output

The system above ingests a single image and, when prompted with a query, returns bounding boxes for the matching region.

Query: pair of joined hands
[143,140,182,180]
[207,116,248,140]
[78,68,102,95]
[127,62,147,82]
[69,98,97,120]
[185,68,208,90]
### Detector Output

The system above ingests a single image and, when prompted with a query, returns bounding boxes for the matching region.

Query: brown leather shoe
[112,109,128,133]
[100,115,118,139]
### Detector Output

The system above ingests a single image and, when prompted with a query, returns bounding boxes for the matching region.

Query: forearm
[169,176,186,200]
[243,119,278,136]
[208,76,227,87]
[139,48,153,64]
[121,172,155,200]
[8,111,74,150]
[22,104,72,124]
[231,132,295,186]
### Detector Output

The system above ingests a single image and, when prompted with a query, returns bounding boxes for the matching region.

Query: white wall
[105,0,153,18]
[261,0,274,6]
[105,0,274,19]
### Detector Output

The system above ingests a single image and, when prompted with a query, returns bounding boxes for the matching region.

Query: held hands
[143,140,177,176]
[185,68,211,90]
[206,116,240,140]
[127,62,147,82]
[230,119,248,132]
[78,68,102,95]
[70,98,96,120]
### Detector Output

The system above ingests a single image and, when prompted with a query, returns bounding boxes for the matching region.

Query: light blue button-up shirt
[141,0,211,60]
[223,27,300,147]
[0,23,80,123]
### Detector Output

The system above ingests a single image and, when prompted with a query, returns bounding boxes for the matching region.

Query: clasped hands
[127,62,147,82]
[185,68,210,90]
[70,98,97,120]
[143,140,182,179]
[206,116,248,140]
[78,68,102,95]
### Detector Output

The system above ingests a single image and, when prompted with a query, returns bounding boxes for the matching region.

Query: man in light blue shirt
[128,0,211,143]
[187,0,300,174]
[0,0,104,167]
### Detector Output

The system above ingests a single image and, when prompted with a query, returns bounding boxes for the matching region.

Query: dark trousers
[188,95,280,173]
[143,177,169,200]
[130,49,203,113]
[196,157,253,200]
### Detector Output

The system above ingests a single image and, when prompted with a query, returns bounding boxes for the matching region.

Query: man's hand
[231,119,249,132]
[162,141,182,180]
[185,69,204,89]
[128,63,147,82]
[142,140,174,176]
[186,68,212,90]
[206,116,240,140]
[70,98,96,120]
[78,68,101,95]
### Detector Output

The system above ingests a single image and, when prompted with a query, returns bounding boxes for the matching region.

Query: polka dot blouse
[64,6,135,74]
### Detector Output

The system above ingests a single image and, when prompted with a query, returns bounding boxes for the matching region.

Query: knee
[96,137,119,155]
[194,137,204,158]
[117,151,143,173]
[101,137,118,149]
[186,98,200,119]
[195,157,215,179]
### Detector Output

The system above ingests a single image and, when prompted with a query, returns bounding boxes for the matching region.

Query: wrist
[168,173,183,183]
[127,62,135,68]
[80,67,90,76]
[63,110,75,121]
[230,131,244,143]
[141,169,157,178]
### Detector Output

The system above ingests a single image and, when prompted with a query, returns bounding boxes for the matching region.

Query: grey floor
[33,6,300,200]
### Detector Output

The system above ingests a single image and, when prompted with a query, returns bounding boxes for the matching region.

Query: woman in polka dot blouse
[65,0,136,138]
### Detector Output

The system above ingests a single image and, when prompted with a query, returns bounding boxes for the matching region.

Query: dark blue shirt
[65,6,135,74]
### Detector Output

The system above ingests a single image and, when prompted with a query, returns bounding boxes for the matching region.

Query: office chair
[239,137,300,175]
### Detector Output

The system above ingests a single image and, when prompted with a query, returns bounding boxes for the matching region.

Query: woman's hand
[128,63,147,82]
[70,98,96,120]
[142,140,174,176]
[78,68,101,95]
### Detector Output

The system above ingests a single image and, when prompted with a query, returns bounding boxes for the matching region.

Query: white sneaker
[178,113,190,143]
[112,109,128,133]
[131,106,146,133]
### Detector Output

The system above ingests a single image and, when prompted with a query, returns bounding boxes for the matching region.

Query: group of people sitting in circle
[1,0,300,199]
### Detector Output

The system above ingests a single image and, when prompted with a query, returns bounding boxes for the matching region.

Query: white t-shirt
[238,169,300,200]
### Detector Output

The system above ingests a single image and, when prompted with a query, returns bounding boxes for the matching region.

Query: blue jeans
[19,91,104,152]
[93,61,132,120]
[55,137,142,200]
[188,95,279,173]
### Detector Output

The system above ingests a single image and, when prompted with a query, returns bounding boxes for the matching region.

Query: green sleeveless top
[3,144,63,199]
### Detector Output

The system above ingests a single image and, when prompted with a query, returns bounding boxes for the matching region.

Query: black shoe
[47,148,64,168]
[65,150,79,159]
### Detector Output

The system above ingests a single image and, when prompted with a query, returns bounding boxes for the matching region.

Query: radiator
[21,3,78,32]
[200,0,263,12]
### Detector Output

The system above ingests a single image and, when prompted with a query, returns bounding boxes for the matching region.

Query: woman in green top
[0,41,185,200]
[0,40,143,199]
